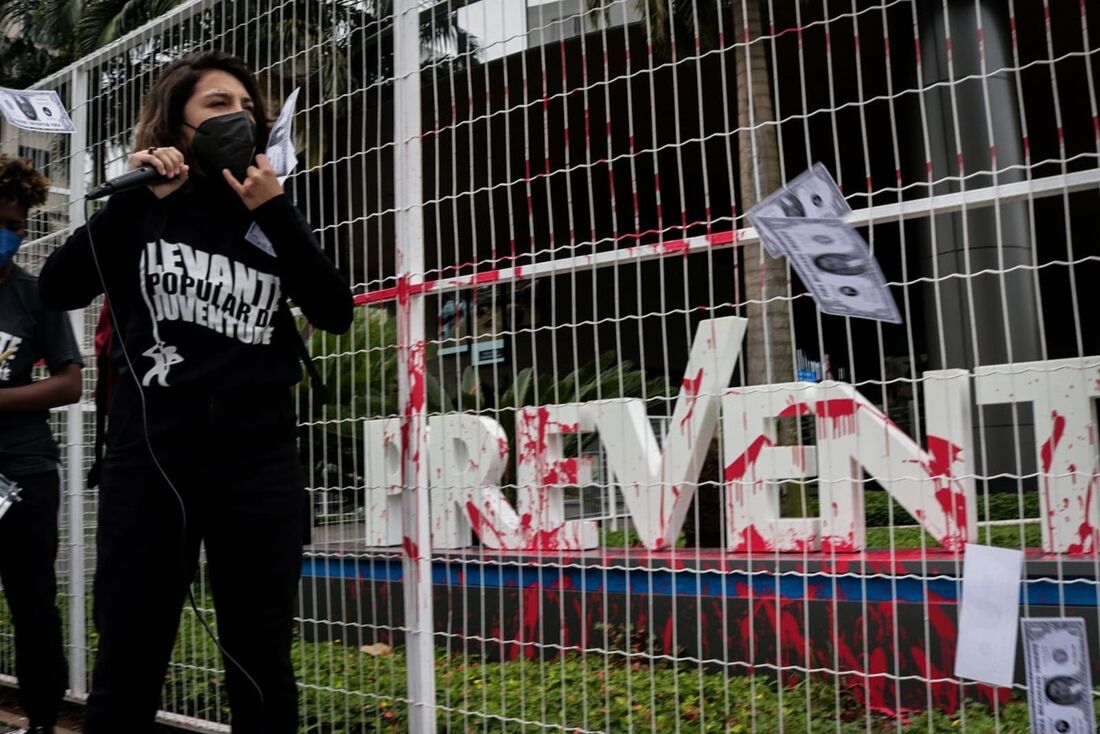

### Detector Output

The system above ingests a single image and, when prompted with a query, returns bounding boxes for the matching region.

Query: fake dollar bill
[0,86,75,133]
[747,163,851,258]
[1021,617,1097,734]
[753,216,902,324]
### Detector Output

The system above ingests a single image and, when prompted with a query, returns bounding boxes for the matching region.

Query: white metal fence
[2,0,1100,731]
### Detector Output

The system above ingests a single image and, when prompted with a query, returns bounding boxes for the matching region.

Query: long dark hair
[135,51,271,160]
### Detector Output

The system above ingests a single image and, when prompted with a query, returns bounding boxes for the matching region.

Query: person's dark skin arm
[0,195,84,411]
[0,362,81,411]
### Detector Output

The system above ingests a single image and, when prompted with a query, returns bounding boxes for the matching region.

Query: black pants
[84,385,307,734]
[0,469,68,728]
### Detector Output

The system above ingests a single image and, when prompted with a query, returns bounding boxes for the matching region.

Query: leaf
[500,366,534,409]
[460,364,482,401]
[557,353,608,403]
[423,371,453,415]
[360,642,392,657]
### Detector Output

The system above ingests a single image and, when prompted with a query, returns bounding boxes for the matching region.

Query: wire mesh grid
[0,0,1097,731]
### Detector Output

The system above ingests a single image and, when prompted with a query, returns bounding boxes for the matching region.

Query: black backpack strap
[286,308,327,404]
[293,319,329,405]
[87,334,112,488]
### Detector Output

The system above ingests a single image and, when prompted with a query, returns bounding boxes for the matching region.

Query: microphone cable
[82,197,266,707]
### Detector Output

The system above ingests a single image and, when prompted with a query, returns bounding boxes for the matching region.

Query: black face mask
[185,111,256,182]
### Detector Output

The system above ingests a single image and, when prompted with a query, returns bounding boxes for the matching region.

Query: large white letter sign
[722,382,820,552]
[428,405,602,551]
[597,316,748,549]
[369,414,514,549]
[513,405,599,548]
[723,370,974,552]
[974,357,1100,554]
[427,413,511,548]
[814,375,974,551]
[363,418,405,546]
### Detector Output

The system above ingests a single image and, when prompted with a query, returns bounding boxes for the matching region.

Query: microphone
[86,165,167,200]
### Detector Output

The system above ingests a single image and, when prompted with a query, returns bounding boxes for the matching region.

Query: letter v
[595,316,747,549]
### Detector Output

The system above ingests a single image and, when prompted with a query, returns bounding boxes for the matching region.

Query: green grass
[865,523,1042,550]
[152,607,1079,733]
[0,625,1064,733]
[601,526,687,548]
[601,523,1041,551]
[0,582,1090,733]
[180,639,1049,733]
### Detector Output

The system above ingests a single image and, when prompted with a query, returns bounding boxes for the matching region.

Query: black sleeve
[251,194,354,334]
[38,187,158,311]
[39,307,83,373]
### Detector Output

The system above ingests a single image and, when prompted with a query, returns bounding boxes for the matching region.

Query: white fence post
[393,1,437,731]
[65,65,89,697]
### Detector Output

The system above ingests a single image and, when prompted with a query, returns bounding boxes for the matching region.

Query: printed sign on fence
[0,87,75,133]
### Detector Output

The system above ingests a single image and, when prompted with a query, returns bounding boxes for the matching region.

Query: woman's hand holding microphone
[128,146,189,199]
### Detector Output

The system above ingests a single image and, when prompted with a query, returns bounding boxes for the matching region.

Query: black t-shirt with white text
[39,178,352,399]
[0,266,83,476]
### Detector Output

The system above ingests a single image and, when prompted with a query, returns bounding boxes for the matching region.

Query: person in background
[0,155,83,734]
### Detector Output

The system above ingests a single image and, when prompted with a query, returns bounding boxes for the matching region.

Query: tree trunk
[735,1,791,387]
[735,2,801,517]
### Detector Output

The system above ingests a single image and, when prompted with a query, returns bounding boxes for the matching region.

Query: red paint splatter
[822,530,858,553]
[926,436,962,478]
[355,278,437,307]
[469,269,500,286]
[731,524,774,553]
[678,368,704,437]
[707,230,735,246]
[778,401,812,418]
[661,614,675,656]
[933,487,968,550]
[1040,411,1066,474]
[518,584,542,660]
[513,406,587,549]
[1065,475,1099,555]
[542,456,580,486]
[1040,411,1067,549]
[466,500,504,548]
[653,239,689,256]
[924,436,969,545]
[787,536,813,553]
[724,435,774,483]
[816,398,858,437]
[402,536,420,561]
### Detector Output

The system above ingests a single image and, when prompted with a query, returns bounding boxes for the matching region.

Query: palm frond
[0,0,38,31]
[72,0,184,54]
[0,35,55,87]
[9,0,85,48]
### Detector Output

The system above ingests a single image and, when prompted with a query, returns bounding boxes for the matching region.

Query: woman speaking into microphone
[39,51,353,732]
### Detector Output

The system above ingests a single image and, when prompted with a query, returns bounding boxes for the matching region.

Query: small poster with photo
[438,295,470,355]
[0,87,76,133]
[436,283,531,359]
